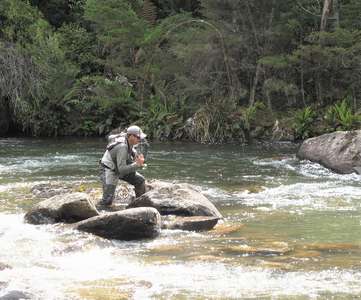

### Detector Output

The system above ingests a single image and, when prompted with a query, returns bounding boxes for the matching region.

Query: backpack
[106,131,150,159]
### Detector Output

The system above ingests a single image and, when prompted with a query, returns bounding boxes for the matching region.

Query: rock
[224,244,292,256]
[0,291,32,300]
[31,183,73,198]
[259,261,294,270]
[210,224,245,235]
[297,130,361,174]
[127,182,222,218]
[76,207,161,240]
[0,262,11,270]
[271,119,295,142]
[0,282,8,290]
[162,216,220,231]
[24,192,99,224]
[301,242,360,252]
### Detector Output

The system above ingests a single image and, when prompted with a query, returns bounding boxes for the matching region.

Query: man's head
[126,125,146,146]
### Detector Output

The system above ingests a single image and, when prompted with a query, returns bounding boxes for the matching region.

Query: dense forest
[0,0,360,142]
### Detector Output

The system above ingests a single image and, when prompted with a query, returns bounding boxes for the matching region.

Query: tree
[0,0,77,135]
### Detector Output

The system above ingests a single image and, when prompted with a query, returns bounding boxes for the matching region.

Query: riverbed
[0,138,360,299]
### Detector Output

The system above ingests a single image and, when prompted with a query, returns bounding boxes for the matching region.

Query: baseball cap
[126,125,146,139]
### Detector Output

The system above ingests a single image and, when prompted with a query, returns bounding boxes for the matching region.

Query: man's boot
[134,182,146,198]
[100,184,116,206]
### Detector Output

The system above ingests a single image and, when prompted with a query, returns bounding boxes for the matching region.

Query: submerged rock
[31,183,73,198]
[162,215,220,231]
[127,182,222,218]
[301,242,360,252]
[224,242,292,256]
[297,130,361,174]
[76,207,161,240]
[0,262,11,270]
[210,224,245,235]
[0,291,32,300]
[259,260,294,270]
[24,192,99,224]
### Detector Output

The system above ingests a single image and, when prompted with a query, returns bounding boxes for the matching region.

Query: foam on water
[0,154,93,175]
[2,221,361,300]
[234,181,361,211]
[1,140,361,299]
[298,161,361,182]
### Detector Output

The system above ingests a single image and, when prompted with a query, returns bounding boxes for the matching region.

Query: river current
[0,138,360,299]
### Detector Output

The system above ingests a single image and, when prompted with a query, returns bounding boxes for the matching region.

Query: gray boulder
[76,207,161,240]
[24,192,99,224]
[297,130,361,174]
[128,182,222,218]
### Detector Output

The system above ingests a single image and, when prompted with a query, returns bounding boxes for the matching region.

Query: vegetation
[0,0,361,142]
[325,98,361,131]
[294,106,316,140]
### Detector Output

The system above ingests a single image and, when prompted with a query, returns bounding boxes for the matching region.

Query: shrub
[294,106,316,140]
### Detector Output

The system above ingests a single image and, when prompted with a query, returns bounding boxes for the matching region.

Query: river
[0,138,360,299]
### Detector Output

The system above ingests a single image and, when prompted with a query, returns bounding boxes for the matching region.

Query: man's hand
[135,154,145,167]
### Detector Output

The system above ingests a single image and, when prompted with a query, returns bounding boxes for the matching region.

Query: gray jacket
[100,138,140,178]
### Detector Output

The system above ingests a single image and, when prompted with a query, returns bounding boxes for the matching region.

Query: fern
[294,106,316,140]
[243,101,265,131]
[142,0,157,25]
[325,98,356,131]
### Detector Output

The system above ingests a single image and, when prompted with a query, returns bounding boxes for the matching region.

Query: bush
[294,106,316,140]
[325,98,360,131]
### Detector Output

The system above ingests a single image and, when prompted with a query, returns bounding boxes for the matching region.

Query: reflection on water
[0,138,361,299]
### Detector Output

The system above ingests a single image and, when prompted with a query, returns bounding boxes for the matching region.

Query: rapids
[0,138,360,299]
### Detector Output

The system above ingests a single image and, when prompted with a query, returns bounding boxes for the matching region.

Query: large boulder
[76,207,161,240]
[24,192,99,224]
[297,130,361,174]
[128,182,223,218]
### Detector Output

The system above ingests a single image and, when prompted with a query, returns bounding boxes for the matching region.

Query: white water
[0,140,361,299]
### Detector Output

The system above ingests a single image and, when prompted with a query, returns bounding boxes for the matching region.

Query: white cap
[126,125,146,139]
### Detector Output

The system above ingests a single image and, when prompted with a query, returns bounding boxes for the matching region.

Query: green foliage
[29,0,86,28]
[259,56,289,70]
[1,0,361,140]
[243,102,266,131]
[139,96,183,140]
[0,0,47,46]
[294,106,316,140]
[63,76,139,135]
[57,23,98,75]
[0,0,78,136]
[84,0,148,74]
[340,0,361,30]
[189,97,244,144]
[325,98,360,131]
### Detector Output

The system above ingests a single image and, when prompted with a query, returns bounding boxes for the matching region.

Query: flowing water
[0,138,361,299]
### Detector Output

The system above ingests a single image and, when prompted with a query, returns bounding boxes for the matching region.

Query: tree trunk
[300,63,306,107]
[333,0,339,29]
[249,62,261,107]
[320,0,333,31]
[265,90,273,113]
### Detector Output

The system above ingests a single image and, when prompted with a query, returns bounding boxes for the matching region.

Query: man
[99,125,147,206]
